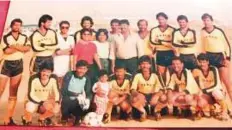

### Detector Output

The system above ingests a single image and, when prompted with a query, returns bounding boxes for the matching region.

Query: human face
[138,20,148,32]
[98,32,107,42]
[11,22,22,32]
[199,60,209,71]
[178,19,188,29]
[99,74,108,83]
[115,68,126,80]
[81,31,92,41]
[111,22,120,33]
[82,20,92,29]
[203,17,213,28]
[120,24,129,33]
[157,16,167,27]
[172,60,184,73]
[60,23,69,34]
[40,69,52,80]
[75,66,88,77]
[42,20,52,30]
[140,61,151,73]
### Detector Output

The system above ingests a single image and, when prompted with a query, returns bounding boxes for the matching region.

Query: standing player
[0,19,31,125]
[150,12,176,71]
[201,13,232,104]
[74,16,96,42]
[53,21,75,88]
[172,15,198,70]
[30,14,58,74]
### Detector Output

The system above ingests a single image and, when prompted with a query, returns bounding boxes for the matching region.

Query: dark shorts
[1,59,23,77]
[32,56,54,72]
[116,57,138,75]
[180,54,198,70]
[144,94,153,103]
[206,52,224,68]
[156,50,175,67]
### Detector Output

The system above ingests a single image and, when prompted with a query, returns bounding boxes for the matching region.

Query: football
[82,112,102,127]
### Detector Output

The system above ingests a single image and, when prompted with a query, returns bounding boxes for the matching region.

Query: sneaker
[21,116,32,126]
[102,113,110,124]
[4,117,17,126]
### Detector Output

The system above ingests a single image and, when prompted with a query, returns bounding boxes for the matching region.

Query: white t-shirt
[92,81,110,98]
[53,34,75,77]
[93,41,110,59]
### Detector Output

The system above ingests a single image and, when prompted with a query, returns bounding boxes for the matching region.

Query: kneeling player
[131,55,162,121]
[103,63,132,123]
[167,57,200,119]
[193,53,229,120]
[22,62,60,126]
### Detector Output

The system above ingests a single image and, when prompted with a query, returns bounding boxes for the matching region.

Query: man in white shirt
[109,19,144,74]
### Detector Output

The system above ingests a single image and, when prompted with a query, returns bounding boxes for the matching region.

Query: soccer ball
[82,112,102,127]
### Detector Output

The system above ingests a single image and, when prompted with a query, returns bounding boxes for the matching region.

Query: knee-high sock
[105,102,113,121]
[23,110,33,122]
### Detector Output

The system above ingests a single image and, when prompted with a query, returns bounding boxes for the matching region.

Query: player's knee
[212,89,224,101]
[185,95,193,103]
[25,102,37,113]
[120,101,130,111]
[197,97,208,108]
[159,95,167,103]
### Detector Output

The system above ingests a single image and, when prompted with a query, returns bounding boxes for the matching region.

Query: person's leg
[0,75,9,99]
[61,97,72,121]
[4,74,22,124]
[22,101,38,125]
[219,67,232,102]
[131,93,147,121]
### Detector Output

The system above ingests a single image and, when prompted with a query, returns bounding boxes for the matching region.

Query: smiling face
[42,20,52,30]
[157,16,167,27]
[82,20,92,29]
[203,17,213,28]
[140,61,151,73]
[120,23,129,33]
[199,60,209,71]
[172,59,184,74]
[138,20,148,32]
[98,32,107,42]
[111,22,120,33]
[178,19,188,29]
[115,68,126,80]
[99,74,108,83]
[40,69,52,80]
[81,30,92,41]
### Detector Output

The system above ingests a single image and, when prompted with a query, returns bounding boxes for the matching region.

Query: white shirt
[92,81,110,98]
[53,34,75,77]
[93,41,110,59]
[109,32,144,60]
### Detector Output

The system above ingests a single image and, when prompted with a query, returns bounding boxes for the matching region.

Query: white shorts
[53,56,70,77]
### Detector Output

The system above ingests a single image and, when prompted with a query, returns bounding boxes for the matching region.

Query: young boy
[193,53,229,120]
[61,60,92,126]
[22,62,60,126]
[130,55,162,121]
[103,63,132,123]
[92,70,110,124]
[167,57,200,120]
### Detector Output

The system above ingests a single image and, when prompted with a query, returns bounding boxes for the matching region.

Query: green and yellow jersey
[131,73,161,94]
[172,28,196,54]
[192,66,222,93]
[150,25,175,51]
[28,73,60,104]
[30,29,58,57]
[1,32,30,60]
[201,26,231,60]
[109,74,131,95]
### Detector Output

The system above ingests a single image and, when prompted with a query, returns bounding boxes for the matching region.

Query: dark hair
[114,62,126,70]
[38,14,53,27]
[201,13,213,21]
[172,56,183,63]
[80,16,94,28]
[137,19,148,27]
[156,12,168,20]
[39,61,54,72]
[96,28,108,41]
[119,19,130,25]
[76,60,88,68]
[197,53,209,61]
[98,69,108,78]
[80,28,92,35]
[177,15,188,22]
[59,20,70,27]
[139,55,151,65]
[110,19,120,26]
[10,18,23,28]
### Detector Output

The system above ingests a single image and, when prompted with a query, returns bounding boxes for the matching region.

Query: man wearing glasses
[53,21,75,88]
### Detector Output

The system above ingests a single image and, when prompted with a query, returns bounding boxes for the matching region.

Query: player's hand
[222,59,230,67]
[158,39,162,44]
[77,95,85,105]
